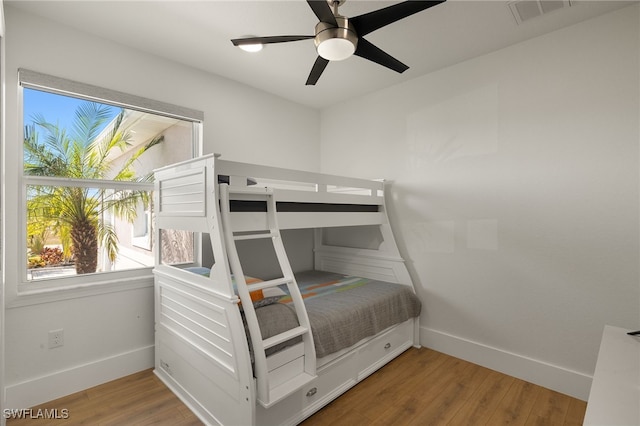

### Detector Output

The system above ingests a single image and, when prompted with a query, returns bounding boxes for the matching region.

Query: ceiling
[6,0,634,109]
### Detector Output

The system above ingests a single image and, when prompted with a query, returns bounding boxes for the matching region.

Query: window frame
[15,69,204,300]
[131,200,153,251]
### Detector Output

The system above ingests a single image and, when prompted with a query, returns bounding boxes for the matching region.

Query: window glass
[23,87,198,282]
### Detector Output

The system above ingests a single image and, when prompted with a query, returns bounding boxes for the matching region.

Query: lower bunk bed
[155,267,421,426]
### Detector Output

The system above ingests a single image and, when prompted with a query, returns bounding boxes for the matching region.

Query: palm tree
[24,102,163,275]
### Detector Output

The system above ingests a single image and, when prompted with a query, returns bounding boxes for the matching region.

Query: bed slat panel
[278,212,387,229]
[269,189,382,206]
[161,290,231,347]
[316,254,404,284]
[229,211,387,232]
[158,167,207,217]
[158,283,237,377]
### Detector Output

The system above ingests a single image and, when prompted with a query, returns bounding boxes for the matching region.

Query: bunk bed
[153,154,422,426]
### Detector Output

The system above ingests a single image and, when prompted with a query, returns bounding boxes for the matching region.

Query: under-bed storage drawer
[257,351,358,426]
[301,351,357,414]
[356,319,414,380]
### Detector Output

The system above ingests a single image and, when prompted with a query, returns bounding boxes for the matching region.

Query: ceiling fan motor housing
[314,16,358,61]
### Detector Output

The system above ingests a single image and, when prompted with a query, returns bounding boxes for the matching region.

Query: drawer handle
[306,387,317,397]
[384,343,391,349]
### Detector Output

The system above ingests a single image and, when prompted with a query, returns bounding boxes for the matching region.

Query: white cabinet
[584,325,640,426]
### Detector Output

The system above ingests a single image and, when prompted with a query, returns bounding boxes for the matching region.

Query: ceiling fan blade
[307,0,338,27]
[351,0,446,37]
[306,56,330,85]
[231,35,314,46]
[354,38,408,74]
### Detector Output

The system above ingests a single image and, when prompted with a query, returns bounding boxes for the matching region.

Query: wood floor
[7,348,586,426]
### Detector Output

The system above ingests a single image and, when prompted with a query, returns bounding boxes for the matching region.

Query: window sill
[6,270,155,308]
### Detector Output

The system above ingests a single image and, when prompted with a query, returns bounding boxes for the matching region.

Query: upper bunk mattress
[257,270,422,358]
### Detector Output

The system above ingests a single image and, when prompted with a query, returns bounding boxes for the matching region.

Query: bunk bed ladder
[218,183,317,408]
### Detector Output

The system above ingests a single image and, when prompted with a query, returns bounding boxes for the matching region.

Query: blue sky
[24,88,120,133]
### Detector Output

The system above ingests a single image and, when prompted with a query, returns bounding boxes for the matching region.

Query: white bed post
[380,181,421,348]
[311,179,421,349]
[153,155,257,426]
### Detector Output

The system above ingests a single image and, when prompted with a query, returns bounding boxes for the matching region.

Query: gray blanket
[254,271,421,358]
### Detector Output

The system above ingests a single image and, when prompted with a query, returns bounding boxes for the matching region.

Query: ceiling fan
[231,0,446,85]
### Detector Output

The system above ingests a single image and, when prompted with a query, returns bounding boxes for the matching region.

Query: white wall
[320,5,640,400]
[3,6,320,408]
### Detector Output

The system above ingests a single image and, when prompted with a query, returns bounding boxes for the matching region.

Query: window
[19,69,203,288]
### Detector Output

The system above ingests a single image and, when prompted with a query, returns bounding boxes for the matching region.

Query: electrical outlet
[48,329,64,349]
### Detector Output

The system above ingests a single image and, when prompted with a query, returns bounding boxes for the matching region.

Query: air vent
[509,0,571,25]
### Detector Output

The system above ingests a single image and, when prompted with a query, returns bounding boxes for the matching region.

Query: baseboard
[421,327,592,401]
[5,345,154,409]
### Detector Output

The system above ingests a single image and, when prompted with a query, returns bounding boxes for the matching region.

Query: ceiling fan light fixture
[317,38,355,61]
[314,17,358,61]
[238,43,263,53]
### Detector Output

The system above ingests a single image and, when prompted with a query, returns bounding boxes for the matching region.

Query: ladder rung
[247,277,292,291]
[263,326,309,350]
[234,231,275,241]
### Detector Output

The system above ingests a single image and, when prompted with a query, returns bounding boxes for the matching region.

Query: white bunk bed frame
[153,154,420,426]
